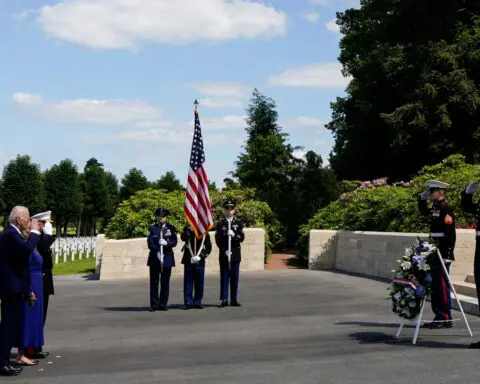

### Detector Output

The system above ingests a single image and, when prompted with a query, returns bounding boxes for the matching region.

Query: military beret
[223,199,236,209]
[155,208,170,217]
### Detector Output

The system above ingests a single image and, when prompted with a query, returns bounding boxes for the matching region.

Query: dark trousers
[474,239,480,304]
[184,265,205,306]
[0,298,23,364]
[219,261,240,302]
[149,265,172,308]
[430,255,452,322]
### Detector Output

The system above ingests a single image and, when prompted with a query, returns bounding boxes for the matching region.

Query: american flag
[184,108,214,238]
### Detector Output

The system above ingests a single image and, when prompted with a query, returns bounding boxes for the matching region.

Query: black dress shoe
[469,341,480,349]
[158,306,168,311]
[0,364,22,376]
[184,305,192,310]
[194,304,203,309]
[220,300,228,307]
[149,307,156,312]
[33,351,50,359]
[230,301,242,307]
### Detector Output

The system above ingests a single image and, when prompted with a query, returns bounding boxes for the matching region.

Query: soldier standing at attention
[460,174,480,348]
[418,180,456,329]
[215,199,245,307]
[147,208,177,312]
[180,225,212,309]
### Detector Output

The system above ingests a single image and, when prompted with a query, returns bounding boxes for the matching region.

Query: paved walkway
[265,250,302,270]
[11,270,480,383]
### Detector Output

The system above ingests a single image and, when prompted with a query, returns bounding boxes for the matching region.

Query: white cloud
[187,115,246,131]
[293,150,307,161]
[13,92,162,125]
[268,62,350,89]
[302,12,320,23]
[308,0,330,5]
[35,0,287,50]
[281,117,328,130]
[187,82,251,110]
[198,97,244,109]
[308,0,360,7]
[326,19,340,33]
[314,139,331,150]
[188,82,250,99]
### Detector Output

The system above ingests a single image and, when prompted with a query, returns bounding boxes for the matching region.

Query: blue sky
[0,0,359,187]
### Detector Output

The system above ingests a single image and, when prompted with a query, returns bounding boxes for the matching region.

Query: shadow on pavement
[103,303,221,311]
[335,321,416,329]
[350,331,470,349]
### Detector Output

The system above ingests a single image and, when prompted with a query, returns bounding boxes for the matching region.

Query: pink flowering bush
[296,154,480,265]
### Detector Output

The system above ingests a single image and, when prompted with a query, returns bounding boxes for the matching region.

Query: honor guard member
[25,210,55,360]
[147,208,177,312]
[460,173,480,348]
[180,225,212,309]
[418,180,456,329]
[215,199,245,307]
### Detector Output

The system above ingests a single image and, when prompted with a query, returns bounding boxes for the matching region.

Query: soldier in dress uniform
[460,174,480,348]
[418,180,456,329]
[215,199,245,307]
[180,225,212,309]
[147,208,177,312]
[24,210,55,360]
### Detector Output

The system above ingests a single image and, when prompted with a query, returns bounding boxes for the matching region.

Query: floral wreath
[388,238,436,320]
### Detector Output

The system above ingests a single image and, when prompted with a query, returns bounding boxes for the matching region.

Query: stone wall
[96,228,265,280]
[309,229,476,280]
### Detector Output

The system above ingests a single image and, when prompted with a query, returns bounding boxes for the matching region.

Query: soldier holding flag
[180,224,212,309]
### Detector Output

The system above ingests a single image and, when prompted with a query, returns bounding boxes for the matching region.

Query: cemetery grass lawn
[53,258,96,276]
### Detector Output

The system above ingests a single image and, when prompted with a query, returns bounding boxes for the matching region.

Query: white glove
[191,256,201,264]
[466,181,479,194]
[420,190,430,200]
[225,250,231,257]
[228,230,234,237]
[159,239,168,246]
[43,222,53,236]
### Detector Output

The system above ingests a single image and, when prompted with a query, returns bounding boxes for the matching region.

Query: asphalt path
[7,269,480,383]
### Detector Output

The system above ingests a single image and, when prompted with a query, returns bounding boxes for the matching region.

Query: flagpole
[193,98,198,258]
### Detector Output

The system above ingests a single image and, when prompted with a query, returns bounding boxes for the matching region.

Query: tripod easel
[395,247,473,344]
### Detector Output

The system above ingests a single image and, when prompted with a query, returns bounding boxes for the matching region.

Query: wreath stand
[395,248,473,344]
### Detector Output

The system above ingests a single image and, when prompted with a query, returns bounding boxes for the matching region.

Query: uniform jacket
[418,198,456,259]
[0,225,41,298]
[37,233,56,295]
[180,225,212,267]
[147,222,178,268]
[215,217,245,263]
[461,190,480,235]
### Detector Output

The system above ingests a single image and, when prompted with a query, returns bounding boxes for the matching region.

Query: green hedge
[104,188,282,261]
[297,154,480,265]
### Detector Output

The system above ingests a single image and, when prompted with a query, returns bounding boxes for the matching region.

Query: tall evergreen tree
[0,155,44,223]
[119,167,150,201]
[44,159,83,236]
[328,0,480,181]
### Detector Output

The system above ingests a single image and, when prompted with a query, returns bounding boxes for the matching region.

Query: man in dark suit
[147,208,178,311]
[215,199,245,307]
[180,224,212,309]
[25,211,55,360]
[0,206,41,376]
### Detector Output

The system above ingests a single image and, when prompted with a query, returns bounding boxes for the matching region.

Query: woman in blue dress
[15,248,44,366]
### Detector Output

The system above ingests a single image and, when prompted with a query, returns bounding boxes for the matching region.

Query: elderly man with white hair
[0,206,41,376]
